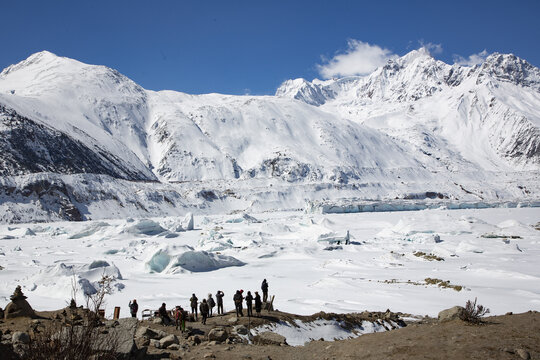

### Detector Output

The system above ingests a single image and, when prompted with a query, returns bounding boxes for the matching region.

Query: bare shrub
[85,273,116,321]
[24,317,117,360]
[460,297,490,324]
[23,275,119,359]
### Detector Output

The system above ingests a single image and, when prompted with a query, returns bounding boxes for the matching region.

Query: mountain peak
[478,52,540,90]
[399,47,433,63]
[275,78,329,106]
[26,50,59,61]
[1,50,74,77]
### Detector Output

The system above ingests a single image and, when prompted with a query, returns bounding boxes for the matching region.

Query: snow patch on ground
[250,318,398,346]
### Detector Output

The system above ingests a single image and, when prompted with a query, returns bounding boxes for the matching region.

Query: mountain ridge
[0,49,538,222]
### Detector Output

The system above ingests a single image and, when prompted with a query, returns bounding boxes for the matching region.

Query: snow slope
[276,49,540,172]
[0,51,155,180]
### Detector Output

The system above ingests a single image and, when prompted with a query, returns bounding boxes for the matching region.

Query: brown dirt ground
[1,309,539,359]
[144,311,540,360]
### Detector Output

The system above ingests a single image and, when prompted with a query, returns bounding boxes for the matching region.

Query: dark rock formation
[4,286,36,319]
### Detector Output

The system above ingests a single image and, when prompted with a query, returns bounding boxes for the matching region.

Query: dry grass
[413,251,444,261]
[460,298,490,324]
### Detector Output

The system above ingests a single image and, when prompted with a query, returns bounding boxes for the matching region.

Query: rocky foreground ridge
[0,290,538,359]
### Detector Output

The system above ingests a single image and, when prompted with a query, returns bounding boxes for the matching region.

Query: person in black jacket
[245,291,254,317]
[129,299,138,318]
[261,279,269,302]
[190,294,198,320]
[158,303,171,324]
[200,299,209,325]
[216,290,224,315]
[254,291,262,317]
[207,294,216,317]
[233,290,244,317]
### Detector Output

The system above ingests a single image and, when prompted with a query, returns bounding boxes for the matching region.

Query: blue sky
[2,0,539,95]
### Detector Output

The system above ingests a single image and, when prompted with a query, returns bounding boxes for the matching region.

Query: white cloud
[317,40,397,79]
[453,50,489,66]
[419,41,443,55]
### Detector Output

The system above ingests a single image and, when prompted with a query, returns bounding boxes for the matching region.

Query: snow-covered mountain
[276,48,540,171]
[0,49,539,222]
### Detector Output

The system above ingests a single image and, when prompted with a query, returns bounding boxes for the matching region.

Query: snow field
[0,207,539,319]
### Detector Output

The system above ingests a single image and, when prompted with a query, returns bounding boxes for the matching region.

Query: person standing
[254,291,262,317]
[129,299,138,318]
[261,279,269,302]
[245,291,253,317]
[180,307,187,332]
[190,293,198,320]
[216,290,224,315]
[174,306,182,330]
[233,290,244,317]
[158,303,171,324]
[200,299,209,325]
[207,293,216,317]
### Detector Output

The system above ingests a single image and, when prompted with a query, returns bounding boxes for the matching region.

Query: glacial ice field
[0,206,539,318]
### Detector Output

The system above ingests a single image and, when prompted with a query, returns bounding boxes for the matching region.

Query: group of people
[128,279,270,330]
[233,289,262,317]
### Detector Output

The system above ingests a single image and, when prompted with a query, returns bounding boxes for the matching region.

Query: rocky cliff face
[0,105,153,180]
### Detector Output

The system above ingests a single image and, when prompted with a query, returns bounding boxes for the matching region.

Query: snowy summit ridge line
[0,49,539,222]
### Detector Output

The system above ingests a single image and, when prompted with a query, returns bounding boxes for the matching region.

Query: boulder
[135,326,158,339]
[516,349,531,360]
[4,286,35,319]
[438,306,465,322]
[189,335,201,345]
[168,343,181,350]
[135,326,167,340]
[253,332,287,346]
[149,339,161,348]
[233,325,248,335]
[153,317,163,325]
[159,334,179,348]
[11,332,30,344]
[155,329,169,339]
[135,337,150,348]
[207,327,228,342]
[94,317,138,358]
